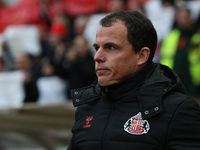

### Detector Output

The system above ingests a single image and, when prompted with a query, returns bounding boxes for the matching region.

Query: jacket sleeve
[166,98,200,150]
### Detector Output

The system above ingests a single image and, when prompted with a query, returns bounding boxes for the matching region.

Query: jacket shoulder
[71,83,101,107]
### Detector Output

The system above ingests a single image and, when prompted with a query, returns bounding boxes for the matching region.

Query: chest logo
[83,116,93,128]
[124,112,150,135]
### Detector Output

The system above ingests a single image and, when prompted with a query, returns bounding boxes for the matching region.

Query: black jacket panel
[68,63,200,150]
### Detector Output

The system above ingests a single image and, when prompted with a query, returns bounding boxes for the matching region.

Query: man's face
[93,21,140,86]
[176,9,192,29]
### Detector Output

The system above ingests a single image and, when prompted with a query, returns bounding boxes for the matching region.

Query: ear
[137,47,150,66]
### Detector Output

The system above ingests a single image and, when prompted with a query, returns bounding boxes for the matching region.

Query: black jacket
[67,63,200,150]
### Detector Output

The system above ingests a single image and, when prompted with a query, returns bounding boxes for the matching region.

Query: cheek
[116,56,138,75]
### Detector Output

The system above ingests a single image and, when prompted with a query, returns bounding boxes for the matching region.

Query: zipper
[102,103,115,150]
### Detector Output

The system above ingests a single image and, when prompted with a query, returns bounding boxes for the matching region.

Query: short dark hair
[100,11,157,63]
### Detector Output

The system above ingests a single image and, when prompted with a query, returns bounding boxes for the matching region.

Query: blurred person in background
[49,39,68,77]
[50,12,68,33]
[63,35,96,99]
[66,15,89,47]
[44,12,69,62]
[160,6,200,99]
[40,12,70,79]
[49,21,67,48]
[14,53,39,103]
[73,15,89,37]
[36,59,67,105]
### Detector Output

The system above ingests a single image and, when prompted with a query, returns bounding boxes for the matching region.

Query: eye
[110,46,114,50]
[94,46,99,51]
[107,45,115,51]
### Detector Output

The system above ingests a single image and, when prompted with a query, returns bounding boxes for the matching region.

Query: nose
[94,48,105,62]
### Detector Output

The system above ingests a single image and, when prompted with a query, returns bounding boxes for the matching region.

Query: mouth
[96,67,108,75]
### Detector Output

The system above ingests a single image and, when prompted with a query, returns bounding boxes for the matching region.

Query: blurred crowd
[0,0,200,106]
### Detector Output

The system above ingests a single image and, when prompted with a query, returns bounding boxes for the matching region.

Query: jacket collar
[99,62,155,102]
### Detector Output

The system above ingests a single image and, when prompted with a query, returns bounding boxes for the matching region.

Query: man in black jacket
[67,11,200,150]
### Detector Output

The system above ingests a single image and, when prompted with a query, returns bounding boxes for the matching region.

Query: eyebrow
[104,42,119,48]
[93,43,98,48]
[93,42,119,48]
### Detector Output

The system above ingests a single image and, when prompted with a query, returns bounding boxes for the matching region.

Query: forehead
[97,20,126,33]
[95,21,128,43]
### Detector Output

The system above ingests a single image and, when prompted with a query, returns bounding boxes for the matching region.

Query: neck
[100,62,155,102]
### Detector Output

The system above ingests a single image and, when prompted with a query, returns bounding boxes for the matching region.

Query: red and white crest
[124,112,150,135]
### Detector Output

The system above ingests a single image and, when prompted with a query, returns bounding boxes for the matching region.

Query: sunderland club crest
[124,112,150,135]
